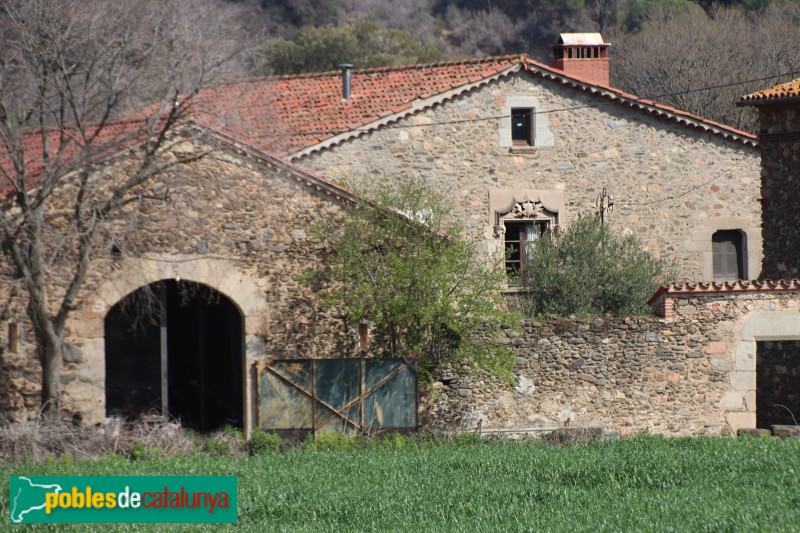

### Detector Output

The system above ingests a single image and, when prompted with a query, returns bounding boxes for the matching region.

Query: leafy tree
[263,21,445,74]
[521,214,673,316]
[316,180,518,380]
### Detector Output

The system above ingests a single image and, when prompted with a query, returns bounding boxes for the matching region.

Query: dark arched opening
[105,280,243,432]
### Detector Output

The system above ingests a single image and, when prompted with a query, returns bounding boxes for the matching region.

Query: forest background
[212,0,800,132]
[3,0,795,131]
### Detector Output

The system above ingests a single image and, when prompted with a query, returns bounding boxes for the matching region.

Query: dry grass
[0,417,247,465]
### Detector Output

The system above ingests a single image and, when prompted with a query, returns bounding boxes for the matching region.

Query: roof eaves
[287,62,524,161]
[520,59,758,148]
[647,279,800,305]
[191,123,363,206]
[738,94,800,107]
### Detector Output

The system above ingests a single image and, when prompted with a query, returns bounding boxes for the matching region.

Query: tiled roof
[3,53,759,200]
[189,55,520,157]
[0,116,161,199]
[739,78,800,105]
[648,279,800,305]
[0,118,363,206]
[189,54,757,159]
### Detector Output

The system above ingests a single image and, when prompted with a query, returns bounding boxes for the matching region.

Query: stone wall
[756,103,800,279]
[301,72,762,282]
[425,290,800,436]
[0,139,361,425]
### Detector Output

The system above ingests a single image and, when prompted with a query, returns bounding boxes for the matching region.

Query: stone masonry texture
[422,290,800,437]
[300,72,761,282]
[756,103,800,279]
[0,138,361,424]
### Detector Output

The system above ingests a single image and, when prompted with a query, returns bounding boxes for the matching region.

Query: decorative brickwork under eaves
[648,279,800,318]
[739,78,800,105]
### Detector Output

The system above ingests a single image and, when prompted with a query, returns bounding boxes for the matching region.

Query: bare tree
[610,4,800,132]
[0,0,250,422]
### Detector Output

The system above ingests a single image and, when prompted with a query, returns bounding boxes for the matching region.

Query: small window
[505,220,549,280]
[713,230,745,280]
[511,108,533,146]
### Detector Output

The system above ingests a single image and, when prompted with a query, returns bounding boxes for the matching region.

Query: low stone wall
[425,289,800,437]
[425,316,731,437]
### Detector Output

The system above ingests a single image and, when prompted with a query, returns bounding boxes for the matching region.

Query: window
[504,220,549,280]
[511,108,533,146]
[498,96,554,149]
[712,230,745,280]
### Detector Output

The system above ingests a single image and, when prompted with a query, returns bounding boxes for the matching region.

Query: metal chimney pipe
[339,64,353,100]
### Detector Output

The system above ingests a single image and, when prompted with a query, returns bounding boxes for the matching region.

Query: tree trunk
[40,339,63,422]
[28,292,64,422]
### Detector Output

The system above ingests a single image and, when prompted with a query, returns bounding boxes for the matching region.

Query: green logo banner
[9,476,237,524]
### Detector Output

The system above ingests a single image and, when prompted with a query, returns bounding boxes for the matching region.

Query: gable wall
[300,74,761,282]
[0,143,358,425]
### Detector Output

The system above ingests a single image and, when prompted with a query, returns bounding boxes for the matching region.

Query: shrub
[249,428,284,455]
[317,178,518,382]
[381,432,417,450]
[521,214,673,316]
[129,441,163,461]
[202,436,231,457]
[305,430,356,451]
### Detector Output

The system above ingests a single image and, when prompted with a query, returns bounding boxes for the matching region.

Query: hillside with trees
[227,0,800,132]
[2,0,798,130]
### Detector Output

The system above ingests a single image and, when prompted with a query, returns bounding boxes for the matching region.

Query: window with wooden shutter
[712,230,745,280]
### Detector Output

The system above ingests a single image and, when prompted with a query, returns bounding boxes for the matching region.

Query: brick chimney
[552,33,610,86]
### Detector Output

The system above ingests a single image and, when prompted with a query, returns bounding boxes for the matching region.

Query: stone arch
[93,255,266,318]
[64,255,267,430]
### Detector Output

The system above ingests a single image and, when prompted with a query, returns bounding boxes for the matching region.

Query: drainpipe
[339,64,353,100]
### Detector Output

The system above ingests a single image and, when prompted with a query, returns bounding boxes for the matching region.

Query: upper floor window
[713,230,745,280]
[498,96,554,149]
[504,219,549,279]
[489,191,564,285]
[511,108,533,146]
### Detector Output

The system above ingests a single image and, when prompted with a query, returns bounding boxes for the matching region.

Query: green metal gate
[256,358,417,439]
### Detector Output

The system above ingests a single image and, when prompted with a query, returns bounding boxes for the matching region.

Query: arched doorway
[105,280,243,431]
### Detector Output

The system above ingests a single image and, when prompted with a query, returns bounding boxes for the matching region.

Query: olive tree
[521,214,673,316]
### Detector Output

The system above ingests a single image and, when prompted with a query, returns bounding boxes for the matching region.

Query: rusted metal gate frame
[256,358,417,436]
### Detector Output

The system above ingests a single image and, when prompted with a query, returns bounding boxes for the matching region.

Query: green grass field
[3,436,800,531]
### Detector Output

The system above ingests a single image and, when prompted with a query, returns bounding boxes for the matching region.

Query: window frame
[498,96,554,149]
[511,108,534,146]
[712,230,746,281]
[504,219,549,282]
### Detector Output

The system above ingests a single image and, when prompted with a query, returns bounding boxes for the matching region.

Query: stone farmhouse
[0,127,367,430]
[3,35,796,438]
[431,77,800,437]
[191,33,761,284]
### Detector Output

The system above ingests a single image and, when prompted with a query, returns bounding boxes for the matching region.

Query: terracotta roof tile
[4,53,759,199]
[648,279,800,305]
[189,53,755,158]
[190,55,522,157]
[0,115,165,199]
[740,78,800,104]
